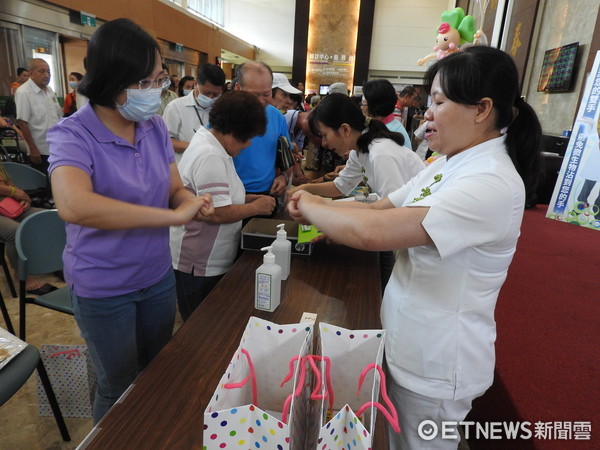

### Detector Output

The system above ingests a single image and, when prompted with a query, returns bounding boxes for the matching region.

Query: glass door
[22,25,62,97]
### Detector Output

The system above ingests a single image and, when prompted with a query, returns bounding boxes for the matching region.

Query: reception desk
[79,241,386,449]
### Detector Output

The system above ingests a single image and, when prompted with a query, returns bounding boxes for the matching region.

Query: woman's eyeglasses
[138,76,171,90]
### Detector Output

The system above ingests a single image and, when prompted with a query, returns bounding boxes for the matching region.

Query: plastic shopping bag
[204,316,314,449]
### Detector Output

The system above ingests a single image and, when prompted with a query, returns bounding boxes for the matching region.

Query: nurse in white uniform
[288,46,542,449]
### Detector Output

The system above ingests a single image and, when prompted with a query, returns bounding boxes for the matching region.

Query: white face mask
[69,81,78,89]
[196,92,219,109]
[183,89,193,97]
[116,87,162,122]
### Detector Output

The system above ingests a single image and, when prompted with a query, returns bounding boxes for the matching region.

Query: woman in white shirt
[288,46,541,449]
[170,91,276,320]
[289,93,424,200]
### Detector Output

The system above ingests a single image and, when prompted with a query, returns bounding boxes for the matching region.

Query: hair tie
[364,116,371,127]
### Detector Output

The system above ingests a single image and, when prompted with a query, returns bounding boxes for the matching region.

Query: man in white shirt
[163,63,225,163]
[15,58,62,174]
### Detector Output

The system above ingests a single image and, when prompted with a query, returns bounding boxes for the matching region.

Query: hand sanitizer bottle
[255,246,282,312]
[272,223,291,280]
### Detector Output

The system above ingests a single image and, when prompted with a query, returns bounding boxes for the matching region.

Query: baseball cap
[328,82,349,95]
[272,73,302,94]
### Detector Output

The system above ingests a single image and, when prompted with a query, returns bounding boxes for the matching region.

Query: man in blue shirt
[233,62,290,196]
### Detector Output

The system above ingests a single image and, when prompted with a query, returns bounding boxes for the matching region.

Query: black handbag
[276,136,295,171]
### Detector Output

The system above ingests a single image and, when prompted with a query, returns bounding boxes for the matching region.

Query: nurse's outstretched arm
[288,190,432,251]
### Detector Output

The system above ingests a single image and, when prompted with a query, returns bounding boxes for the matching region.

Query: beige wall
[369,0,454,73]
[523,0,600,135]
[63,39,87,80]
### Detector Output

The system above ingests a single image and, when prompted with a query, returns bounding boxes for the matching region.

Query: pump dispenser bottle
[272,223,291,280]
[255,246,282,312]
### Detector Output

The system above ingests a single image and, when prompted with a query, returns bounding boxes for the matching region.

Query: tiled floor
[0,271,183,450]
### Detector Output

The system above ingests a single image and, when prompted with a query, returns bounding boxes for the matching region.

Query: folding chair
[16,209,72,340]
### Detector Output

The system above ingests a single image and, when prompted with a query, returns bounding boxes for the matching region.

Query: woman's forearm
[51,166,189,229]
[290,181,343,198]
[299,196,432,251]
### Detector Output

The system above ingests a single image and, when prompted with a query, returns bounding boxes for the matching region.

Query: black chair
[0,288,15,334]
[16,210,72,340]
[0,343,70,441]
[0,240,17,298]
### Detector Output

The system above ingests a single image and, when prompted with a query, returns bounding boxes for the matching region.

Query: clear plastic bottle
[272,223,291,280]
[255,246,282,312]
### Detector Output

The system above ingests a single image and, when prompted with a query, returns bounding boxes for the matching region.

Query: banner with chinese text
[305,0,360,94]
[547,51,600,231]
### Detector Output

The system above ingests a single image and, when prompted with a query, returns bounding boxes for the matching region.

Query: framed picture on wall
[537,42,579,92]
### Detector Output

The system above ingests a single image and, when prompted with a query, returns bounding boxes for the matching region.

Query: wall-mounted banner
[547,51,600,231]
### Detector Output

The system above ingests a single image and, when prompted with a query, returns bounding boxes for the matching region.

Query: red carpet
[466,207,599,449]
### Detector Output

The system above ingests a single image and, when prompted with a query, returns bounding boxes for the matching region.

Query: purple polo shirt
[48,103,175,298]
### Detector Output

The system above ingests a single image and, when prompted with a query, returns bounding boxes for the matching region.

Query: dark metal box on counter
[241,218,313,255]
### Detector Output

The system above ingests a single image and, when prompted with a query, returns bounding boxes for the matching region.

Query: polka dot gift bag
[36,344,96,418]
[306,323,400,449]
[203,316,314,449]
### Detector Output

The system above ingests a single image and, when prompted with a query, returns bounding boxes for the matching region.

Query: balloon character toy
[417,7,483,66]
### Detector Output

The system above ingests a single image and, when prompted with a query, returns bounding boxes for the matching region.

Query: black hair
[196,63,226,88]
[209,91,266,141]
[78,18,160,108]
[236,61,273,88]
[69,72,83,81]
[399,86,416,98]
[272,87,288,98]
[161,63,169,72]
[423,46,541,198]
[362,79,397,117]
[350,95,362,108]
[16,67,28,76]
[178,76,195,97]
[289,93,304,111]
[308,93,405,153]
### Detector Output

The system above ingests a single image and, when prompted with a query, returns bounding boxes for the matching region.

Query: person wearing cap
[163,63,226,164]
[328,82,349,96]
[232,62,291,200]
[271,73,302,112]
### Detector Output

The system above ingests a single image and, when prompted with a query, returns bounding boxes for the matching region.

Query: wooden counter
[79,242,385,449]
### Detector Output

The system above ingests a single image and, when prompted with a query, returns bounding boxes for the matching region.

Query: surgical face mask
[183,89,193,97]
[68,81,78,89]
[116,87,162,122]
[196,92,219,109]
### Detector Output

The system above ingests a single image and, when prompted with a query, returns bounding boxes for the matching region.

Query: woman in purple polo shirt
[47,18,213,423]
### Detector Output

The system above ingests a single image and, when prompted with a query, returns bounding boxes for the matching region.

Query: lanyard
[193,106,205,131]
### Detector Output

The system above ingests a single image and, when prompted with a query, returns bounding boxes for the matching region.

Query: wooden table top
[80,242,385,449]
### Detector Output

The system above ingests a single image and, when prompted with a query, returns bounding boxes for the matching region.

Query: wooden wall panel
[44,0,255,63]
